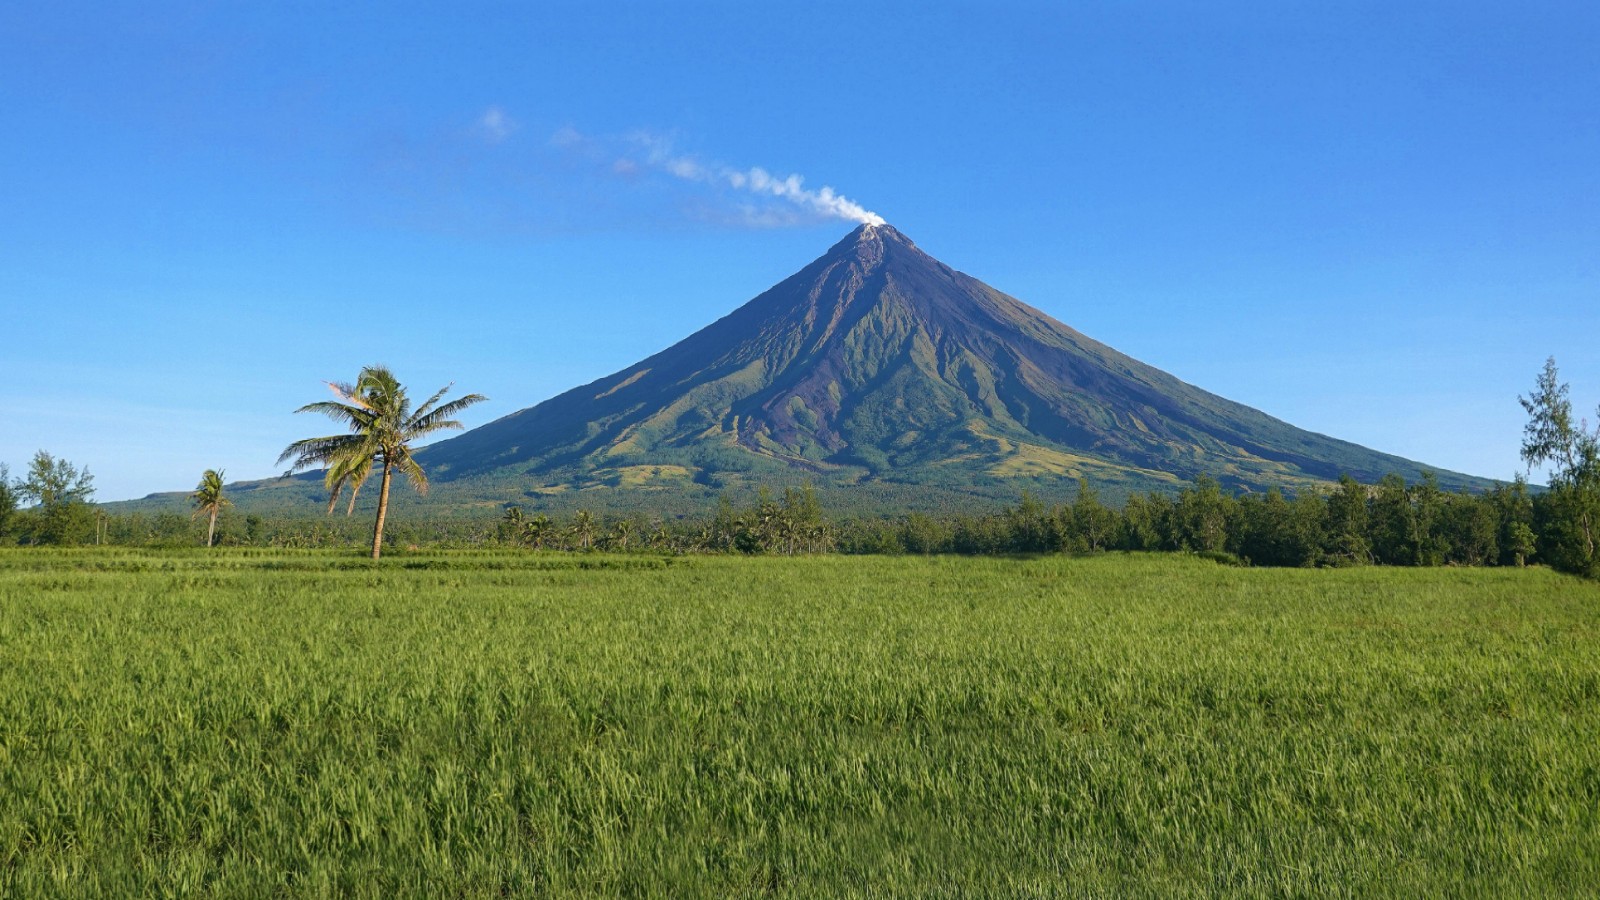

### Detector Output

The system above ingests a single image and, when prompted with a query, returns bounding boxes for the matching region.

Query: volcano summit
[408,224,1488,510]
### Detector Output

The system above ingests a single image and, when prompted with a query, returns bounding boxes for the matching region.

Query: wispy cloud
[549,124,584,149]
[474,105,516,143]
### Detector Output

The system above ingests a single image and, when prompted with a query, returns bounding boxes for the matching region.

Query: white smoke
[728,167,885,226]
[619,130,885,226]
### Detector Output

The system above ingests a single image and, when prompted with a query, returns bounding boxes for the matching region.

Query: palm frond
[407,393,488,436]
[277,433,370,467]
[324,457,373,515]
[293,400,376,431]
[393,454,430,494]
[343,479,364,515]
[325,451,374,486]
[324,479,347,515]
[356,367,402,407]
[325,449,375,486]
[410,383,454,421]
[325,380,368,407]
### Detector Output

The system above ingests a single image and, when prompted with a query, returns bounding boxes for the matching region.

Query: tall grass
[1,550,1597,896]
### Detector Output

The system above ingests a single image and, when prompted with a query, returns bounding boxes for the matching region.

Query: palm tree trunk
[372,461,392,559]
[207,509,217,547]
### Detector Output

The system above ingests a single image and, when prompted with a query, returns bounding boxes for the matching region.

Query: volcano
[411,224,1489,509]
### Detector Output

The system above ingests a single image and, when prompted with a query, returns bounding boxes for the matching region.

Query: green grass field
[2,550,1597,897]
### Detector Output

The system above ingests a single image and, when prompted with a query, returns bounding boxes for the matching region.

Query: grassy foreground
[1,550,1597,897]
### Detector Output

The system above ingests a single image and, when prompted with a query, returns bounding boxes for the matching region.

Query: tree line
[0,462,1586,576]
[38,470,1569,573]
[2,358,1595,577]
[835,474,1539,566]
[484,472,1558,571]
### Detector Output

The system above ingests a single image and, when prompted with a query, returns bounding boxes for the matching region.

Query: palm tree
[525,514,554,550]
[277,365,486,559]
[571,509,596,551]
[609,518,634,552]
[190,469,231,547]
[501,505,526,545]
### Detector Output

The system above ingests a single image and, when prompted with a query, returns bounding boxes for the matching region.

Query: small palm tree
[571,509,596,551]
[525,514,553,550]
[501,505,526,544]
[277,365,486,559]
[609,518,635,552]
[190,469,231,547]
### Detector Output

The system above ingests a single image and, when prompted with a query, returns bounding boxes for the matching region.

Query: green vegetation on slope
[2,550,1597,896]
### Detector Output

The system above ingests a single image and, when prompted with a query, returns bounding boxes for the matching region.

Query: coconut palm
[190,468,231,547]
[501,505,526,544]
[525,514,554,550]
[571,509,597,551]
[277,365,486,559]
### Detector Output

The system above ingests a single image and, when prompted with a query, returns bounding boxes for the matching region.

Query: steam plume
[725,167,885,226]
[577,129,885,226]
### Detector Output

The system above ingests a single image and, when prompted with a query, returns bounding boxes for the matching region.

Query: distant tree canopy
[825,473,1539,569]
[0,464,17,539]
[19,450,94,508]
[1520,357,1599,577]
[52,468,1557,569]
[11,451,96,545]
[477,472,1549,570]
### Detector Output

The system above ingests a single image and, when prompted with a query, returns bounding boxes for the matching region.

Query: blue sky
[3,1,1597,501]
